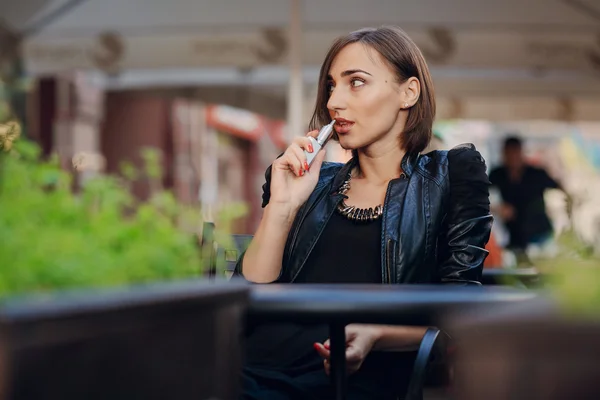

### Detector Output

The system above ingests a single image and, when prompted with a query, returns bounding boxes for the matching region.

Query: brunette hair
[308,26,436,155]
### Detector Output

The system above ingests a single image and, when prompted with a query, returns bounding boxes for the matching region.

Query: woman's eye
[350,79,365,88]
[327,83,335,93]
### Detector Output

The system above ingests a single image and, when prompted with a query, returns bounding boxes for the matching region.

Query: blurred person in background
[234,26,492,400]
[489,136,564,254]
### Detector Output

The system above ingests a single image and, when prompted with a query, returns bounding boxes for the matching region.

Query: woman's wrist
[348,324,385,346]
[369,325,386,347]
[370,325,428,351]
[265,202,300,225]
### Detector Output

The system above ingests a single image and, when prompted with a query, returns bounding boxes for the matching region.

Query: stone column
[53,72,105,185]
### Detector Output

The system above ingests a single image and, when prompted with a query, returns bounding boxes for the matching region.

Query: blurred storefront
[170,101,286,233]
[27,74,286,234]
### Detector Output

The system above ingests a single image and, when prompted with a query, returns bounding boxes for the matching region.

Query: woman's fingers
[271,129,324,177]
[289,144,310,172]
[274,147,303,176]
[293,135,315,153]
[274,132,320,176]
[322,353,360,376]
[313,342,330,359]
[316,341,360,375]
[306,129,319,139]
[317,339,331,375]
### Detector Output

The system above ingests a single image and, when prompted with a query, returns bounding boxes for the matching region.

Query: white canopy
[6,0,598,36]
[7,0,597,76]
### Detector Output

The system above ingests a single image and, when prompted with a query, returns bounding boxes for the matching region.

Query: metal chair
[405,328,446,400]
[201,221,252,279]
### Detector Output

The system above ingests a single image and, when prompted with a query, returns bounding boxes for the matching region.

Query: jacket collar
[401,151,420,177]
[329,151,420,195]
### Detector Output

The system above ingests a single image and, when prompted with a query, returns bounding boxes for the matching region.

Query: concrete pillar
[53,72,105,185]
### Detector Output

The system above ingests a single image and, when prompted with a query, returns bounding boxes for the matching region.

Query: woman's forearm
[371,325,429,351]
[240,203,299,283]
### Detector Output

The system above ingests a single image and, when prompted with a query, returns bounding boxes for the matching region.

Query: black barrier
[246,283,538,400]
[0,281,249,400]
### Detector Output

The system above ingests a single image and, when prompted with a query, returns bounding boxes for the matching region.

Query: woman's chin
[338,138,359,151]
[339,144,356,151]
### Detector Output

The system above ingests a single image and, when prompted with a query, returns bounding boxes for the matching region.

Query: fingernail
[313,343,320,351]
[324,343,330,350]
[308,144,313,153]
[299,169,304,176]
[304,161,309,171]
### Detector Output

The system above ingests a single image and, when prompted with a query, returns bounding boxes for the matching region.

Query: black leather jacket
[235,143,493,285]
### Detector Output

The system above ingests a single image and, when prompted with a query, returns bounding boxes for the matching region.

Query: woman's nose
[327,87,346,113]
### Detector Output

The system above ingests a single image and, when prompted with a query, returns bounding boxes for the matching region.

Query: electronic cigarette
[305,120,336,167]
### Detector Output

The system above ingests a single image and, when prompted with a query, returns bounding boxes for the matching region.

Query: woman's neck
[355,144,405,185]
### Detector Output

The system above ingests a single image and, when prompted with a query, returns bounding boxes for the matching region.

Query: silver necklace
[336,174,383,223]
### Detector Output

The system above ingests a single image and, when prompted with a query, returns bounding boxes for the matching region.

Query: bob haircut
[309,26,436,155]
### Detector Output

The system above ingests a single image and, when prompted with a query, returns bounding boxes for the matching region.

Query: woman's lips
[334,120,354,134]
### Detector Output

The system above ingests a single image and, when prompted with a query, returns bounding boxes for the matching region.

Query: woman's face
[326,42,413,151]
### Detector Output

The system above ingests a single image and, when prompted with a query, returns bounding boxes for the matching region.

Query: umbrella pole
[286,0,304,142]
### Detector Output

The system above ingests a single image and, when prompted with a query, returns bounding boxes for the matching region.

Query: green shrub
[533,230,600,317]
[0,139,212,296]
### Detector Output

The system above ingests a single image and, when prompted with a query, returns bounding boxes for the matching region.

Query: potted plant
[450,230,600,400]
[0,130,250,400]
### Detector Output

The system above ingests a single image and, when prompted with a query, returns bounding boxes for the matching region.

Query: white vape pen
[305,120,336,167]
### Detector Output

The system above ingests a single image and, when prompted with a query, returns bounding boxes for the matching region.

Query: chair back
[218,234,254,278]
[202,222,253,279]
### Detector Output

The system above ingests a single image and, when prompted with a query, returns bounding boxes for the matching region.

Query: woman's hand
[313,324,381,375]
[269,130,327,213]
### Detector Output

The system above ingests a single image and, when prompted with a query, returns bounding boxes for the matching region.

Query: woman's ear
[403,77,421,108]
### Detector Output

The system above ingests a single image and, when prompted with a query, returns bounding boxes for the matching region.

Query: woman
[235,26,492,400]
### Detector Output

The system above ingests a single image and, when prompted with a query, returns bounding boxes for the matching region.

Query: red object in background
[205,104,266,142]
[484,232,503,268]
[205,104,288,151]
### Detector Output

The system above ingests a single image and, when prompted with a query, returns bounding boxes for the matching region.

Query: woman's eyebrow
[340,69,372,77]
[327,69,373,80]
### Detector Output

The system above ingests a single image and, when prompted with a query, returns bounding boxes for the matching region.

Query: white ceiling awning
[4,0,600,98]
[7,0,599,37]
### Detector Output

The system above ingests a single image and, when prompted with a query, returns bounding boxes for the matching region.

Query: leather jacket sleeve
[260,164,274,208]
[437,144,493,285]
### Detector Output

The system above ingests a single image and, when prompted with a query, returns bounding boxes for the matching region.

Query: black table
[248,284,537,400]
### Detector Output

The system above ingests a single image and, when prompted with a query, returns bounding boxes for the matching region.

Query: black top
[489,165,559,249]
[245,211,384,369]
[295,211,383,284]
[244,211,411,397]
